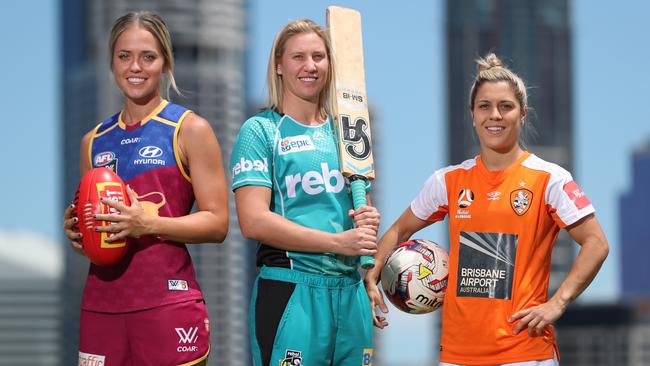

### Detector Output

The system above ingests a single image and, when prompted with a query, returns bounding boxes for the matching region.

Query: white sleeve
[546,169,595,227]
[410,168,449,222]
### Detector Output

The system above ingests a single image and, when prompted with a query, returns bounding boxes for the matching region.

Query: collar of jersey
[476,151,531,185]
[281,113,330,128]
[117,99,169,130]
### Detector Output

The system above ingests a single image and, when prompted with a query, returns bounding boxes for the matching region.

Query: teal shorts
[250,266,374,366]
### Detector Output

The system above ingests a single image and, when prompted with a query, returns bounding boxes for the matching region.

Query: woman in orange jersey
[364,53,608,365]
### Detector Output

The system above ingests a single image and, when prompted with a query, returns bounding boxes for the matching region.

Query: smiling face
[111,25,165,104]
[471,80,527,154]
[276,32,329,106]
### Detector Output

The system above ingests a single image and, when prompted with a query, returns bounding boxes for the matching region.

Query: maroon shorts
[79,300,210,366]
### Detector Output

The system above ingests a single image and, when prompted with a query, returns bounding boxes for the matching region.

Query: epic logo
[340,114,372,160]
[285,163,344,198]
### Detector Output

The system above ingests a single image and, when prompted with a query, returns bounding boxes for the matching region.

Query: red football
[73,167,130,266]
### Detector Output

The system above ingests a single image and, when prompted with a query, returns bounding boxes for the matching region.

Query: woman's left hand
[94,186,150,242]
[509,299,567,337]
[349,205,380,233]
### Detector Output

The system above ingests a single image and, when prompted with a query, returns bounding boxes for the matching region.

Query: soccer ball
[380,239,449,314]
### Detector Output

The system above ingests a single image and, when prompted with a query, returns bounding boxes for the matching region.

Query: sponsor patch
[563,181,591,210]
[79,351,106,365]
[168,279,188,291]
[457,231,517,299]
[279,349,302,366]
[361,348,374,365]
[279,135,315,155]
[175,326,199,353]
[232,157,268,176]
[457,188,474,208]
[487,191,501,201]
[510,188,532,216]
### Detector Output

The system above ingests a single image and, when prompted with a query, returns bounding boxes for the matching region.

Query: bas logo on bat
[340,114,371,160]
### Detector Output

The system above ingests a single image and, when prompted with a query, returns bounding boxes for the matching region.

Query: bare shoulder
[179,112,215,139]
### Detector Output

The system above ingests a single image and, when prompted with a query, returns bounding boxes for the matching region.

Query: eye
[143,54,156,62]
[500,103,515,111]
[477,103,489,110]
[292,54,304,61]
[313,53,325,62]
[117,52,130,61]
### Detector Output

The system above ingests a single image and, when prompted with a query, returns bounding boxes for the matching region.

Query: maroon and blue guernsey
[82,99,203,313]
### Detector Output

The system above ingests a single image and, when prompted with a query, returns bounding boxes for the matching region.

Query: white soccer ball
[380,239,449,314]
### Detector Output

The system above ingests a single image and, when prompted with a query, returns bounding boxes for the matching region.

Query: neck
[480,145,525,171]
[122,95,164,125]
[281,93,323,125]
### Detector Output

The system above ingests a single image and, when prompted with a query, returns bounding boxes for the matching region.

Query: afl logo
[458,189,474,208]
[138,146,163,158]
[94,151,115,167]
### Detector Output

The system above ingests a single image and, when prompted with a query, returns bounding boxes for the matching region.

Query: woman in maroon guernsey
[62,11,228,365]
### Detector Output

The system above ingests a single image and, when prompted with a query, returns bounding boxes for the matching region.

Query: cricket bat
[327,6,376,269]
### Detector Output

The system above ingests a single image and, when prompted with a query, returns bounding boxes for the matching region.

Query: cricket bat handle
[350,178,376,269]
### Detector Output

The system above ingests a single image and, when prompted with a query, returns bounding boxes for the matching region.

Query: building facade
[620,142,650,302]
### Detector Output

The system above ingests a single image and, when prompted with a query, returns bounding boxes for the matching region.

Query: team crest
[279,349,302,366]
[510,189,532,216]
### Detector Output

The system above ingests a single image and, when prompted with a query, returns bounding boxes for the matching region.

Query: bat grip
[350,178,376,269]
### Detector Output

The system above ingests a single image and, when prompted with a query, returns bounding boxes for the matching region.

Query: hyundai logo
[139,146,163,158]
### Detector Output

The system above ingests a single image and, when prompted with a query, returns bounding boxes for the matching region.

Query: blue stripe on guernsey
[230,109,371,276]
[90,100,190,182]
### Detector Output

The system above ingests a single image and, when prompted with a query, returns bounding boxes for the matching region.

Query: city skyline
[2,0,650,365]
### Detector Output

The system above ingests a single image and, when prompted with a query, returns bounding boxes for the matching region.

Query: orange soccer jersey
[410,152,594,365]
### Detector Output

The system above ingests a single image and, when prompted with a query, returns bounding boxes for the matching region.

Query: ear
[276,64,283,76]
[521,106,528,121]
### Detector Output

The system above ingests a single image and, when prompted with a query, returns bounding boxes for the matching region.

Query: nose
[305,58,317,72]
[489,106,502,120]
[130,58,142,73]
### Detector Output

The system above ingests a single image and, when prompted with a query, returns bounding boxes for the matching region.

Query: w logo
[175,327,199,344]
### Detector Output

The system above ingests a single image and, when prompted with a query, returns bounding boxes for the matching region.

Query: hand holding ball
[73,168,130,266]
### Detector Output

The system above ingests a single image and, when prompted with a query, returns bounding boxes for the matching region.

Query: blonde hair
[266,19,333,118]
[469,53,528,111]
[108,11,180,98]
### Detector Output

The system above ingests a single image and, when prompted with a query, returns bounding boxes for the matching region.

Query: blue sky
[2,0,650,364]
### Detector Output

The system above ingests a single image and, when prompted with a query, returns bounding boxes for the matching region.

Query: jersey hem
[80,294,204,314]
[440,350,555,365]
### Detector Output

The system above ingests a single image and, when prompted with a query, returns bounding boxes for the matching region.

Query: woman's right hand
[63,204,86,256]
[364,277,389,328]
[336,227,377,256]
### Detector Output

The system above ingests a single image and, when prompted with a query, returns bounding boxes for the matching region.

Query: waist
[259,266,361,288]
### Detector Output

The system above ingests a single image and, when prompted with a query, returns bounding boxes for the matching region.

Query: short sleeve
[410,168,450,222]
[230,118,274,190]
[546,169,595,228]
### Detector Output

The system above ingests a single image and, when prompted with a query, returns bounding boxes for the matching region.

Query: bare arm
[235,185,378,256]
[97,113,229,244]
[511,214,609,336]
[63,130,94,256]
[364,206,432,328]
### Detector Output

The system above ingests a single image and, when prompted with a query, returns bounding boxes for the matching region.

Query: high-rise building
[0,232,62,365]
[446,0,574,292]
[61,1,251,365]
[620,141,650,302]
